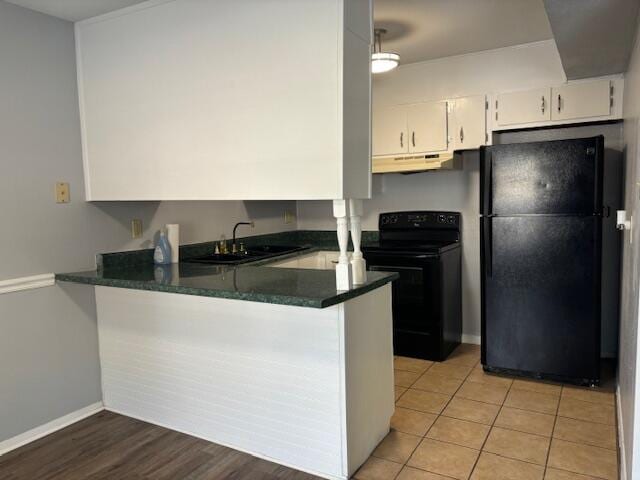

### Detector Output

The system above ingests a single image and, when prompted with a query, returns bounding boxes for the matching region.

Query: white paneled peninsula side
[57,255,397,480]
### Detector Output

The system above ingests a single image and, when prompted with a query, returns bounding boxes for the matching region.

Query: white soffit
[3,0,148,21]
[374,0,554,65]
[544,0,640,79]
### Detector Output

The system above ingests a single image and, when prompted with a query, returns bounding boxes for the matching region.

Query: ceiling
[374,0,553,64]
[5,0,637,78]
[544,0,640,79]
[3,0,147,21]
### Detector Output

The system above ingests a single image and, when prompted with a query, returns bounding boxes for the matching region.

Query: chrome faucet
[232,221,254,253]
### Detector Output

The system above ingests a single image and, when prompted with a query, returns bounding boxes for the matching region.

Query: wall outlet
[131,219,143,239]
[284,211,295,224]
[55,182,70,203]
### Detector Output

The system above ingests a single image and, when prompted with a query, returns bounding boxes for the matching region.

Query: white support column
[349,199,367,285]
[333,199,353,291]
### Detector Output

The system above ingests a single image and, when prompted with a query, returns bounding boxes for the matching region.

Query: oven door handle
[363,252,437,259]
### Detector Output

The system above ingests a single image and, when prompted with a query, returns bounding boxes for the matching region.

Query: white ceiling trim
[385,39,560,73]
[4,0,150,22]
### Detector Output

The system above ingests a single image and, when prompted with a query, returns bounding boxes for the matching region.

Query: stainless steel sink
[182,245,307,265]
[182,253,255,265]
[246,245,306,255]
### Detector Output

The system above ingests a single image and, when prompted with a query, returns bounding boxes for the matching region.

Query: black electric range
[362,211,462,361]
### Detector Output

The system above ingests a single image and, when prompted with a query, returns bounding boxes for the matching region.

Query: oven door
[365,251,442,356]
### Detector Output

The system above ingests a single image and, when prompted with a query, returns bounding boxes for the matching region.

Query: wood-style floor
[0,411,320,480]
[0,350,618,480]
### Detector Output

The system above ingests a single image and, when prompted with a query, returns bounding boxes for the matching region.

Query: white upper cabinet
[372,101,448,157]
[406,102,449,153]
[551,80,611,121]
[451,95,487,150]
[495,88,551,127]
[76,0,372,201]
[492,78,621,130]
[372,106,408,157]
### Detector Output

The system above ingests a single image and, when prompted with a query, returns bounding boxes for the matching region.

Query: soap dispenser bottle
[154,229,172,265]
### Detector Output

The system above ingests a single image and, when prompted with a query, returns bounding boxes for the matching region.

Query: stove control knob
[381,217,389,225]
[447,215,456,224]
[438,214,446,223]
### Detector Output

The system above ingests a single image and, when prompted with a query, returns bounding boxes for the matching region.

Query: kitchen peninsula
[57,237,397,480]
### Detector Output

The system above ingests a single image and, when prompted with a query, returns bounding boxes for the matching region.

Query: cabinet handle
[412,131,416,147]
[400,132,403,148]
[541,96,545,114]
[557,94,561,112]
[459,127,464,143]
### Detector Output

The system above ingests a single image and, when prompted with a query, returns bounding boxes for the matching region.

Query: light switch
[131,219,143,239]
[55,182,70,203]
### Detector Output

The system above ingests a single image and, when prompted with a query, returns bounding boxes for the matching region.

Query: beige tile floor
[354,344,619,480]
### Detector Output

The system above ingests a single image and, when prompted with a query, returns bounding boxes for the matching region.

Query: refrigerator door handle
[484,219,493,277]
[481,149,493,215]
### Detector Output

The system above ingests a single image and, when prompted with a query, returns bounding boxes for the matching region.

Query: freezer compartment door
[480,137,603,215]
[481,216,601,382]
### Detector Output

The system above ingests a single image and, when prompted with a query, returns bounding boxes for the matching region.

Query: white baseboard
[461,334,481,345]
[617,385,627,480]
[0,401,104,456]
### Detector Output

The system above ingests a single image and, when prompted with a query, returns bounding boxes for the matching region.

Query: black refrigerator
[480,136,604,386]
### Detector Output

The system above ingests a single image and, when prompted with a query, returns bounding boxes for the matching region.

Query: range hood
[372,152,459,174]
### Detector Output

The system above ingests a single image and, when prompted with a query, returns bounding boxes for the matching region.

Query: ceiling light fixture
[372,28,400,74]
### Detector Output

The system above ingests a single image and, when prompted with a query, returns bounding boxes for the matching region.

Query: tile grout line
[390,359,438,480]
[393,354,481,480]
[417,356,480,480]
[542,383,562,479]
[389,353,618,480]
[466,361,514,480]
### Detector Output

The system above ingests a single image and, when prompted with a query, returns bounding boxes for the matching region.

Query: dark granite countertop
[56,231,397,308]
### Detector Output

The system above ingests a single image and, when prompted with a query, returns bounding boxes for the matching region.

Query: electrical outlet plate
[55,182,70,203]
[284,211,295,224]
[131,219,143,239]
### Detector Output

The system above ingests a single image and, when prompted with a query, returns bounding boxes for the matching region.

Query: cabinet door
[407,101,448,153]
[372,106,408,156]
[452,95,486,150]
[496,88,551,126]
[552,80,611,121]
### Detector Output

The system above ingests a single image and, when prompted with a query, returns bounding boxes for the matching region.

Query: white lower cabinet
[451,95,487,150]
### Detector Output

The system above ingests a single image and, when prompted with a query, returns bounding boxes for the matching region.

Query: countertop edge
[54,271,398,309]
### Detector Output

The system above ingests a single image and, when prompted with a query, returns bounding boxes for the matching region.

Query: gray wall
[297,123,624,350]
[618,12,640,478]
[0,1,296,444]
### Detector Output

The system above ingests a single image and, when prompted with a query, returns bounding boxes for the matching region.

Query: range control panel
[379,211,461,230]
